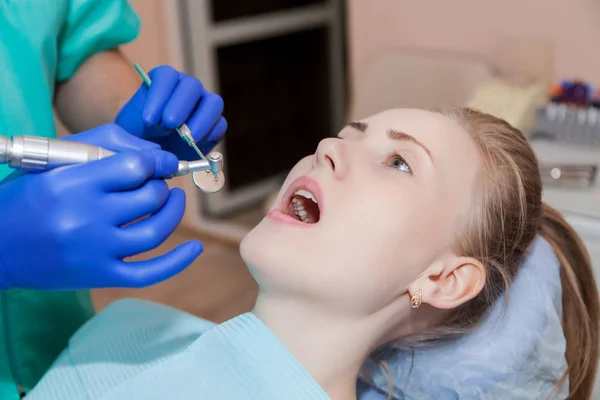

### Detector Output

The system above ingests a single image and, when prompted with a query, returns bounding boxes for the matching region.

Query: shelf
[209,4,334,47]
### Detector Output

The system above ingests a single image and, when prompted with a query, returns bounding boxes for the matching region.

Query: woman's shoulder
[69,298,216,355]
[28,299,216,399]
[77,298,215,334]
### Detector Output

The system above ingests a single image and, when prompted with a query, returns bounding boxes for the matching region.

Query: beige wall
[122,0,175,70]
[348,0,600,85]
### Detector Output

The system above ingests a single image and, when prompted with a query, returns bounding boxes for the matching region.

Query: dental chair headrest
[359,236,568,399]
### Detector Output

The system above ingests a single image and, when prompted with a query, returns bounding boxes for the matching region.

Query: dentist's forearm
[54,48,141,133]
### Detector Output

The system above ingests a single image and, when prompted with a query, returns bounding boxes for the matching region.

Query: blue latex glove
[116,65,227,160]
[0,124,203,291]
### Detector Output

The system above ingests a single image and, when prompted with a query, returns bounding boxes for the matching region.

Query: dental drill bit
[133,63,212,171]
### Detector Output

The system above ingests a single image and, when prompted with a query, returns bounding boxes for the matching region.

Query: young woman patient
[28,106,598,399]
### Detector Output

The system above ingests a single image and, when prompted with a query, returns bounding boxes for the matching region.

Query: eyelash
[348,121,367,131]
[385,151,412,174]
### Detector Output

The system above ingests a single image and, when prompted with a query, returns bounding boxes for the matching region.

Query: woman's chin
[240,221,313,287]
[239,223,281,271]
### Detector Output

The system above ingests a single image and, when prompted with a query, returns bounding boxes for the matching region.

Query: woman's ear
[414,257,486,310]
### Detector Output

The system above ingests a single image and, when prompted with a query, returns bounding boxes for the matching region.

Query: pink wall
[347,0,600,85]
[122,0,172,69]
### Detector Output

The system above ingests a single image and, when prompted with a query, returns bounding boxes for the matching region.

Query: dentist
[0,1,226,398]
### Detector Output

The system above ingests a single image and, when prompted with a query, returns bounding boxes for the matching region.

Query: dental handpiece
[0,135,223,181]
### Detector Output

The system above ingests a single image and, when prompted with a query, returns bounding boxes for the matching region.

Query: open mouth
[279,177,322,224]
[289,189,320,223]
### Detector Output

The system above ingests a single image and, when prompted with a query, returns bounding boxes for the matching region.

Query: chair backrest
[349,49,493,120]
[359,237,569,400]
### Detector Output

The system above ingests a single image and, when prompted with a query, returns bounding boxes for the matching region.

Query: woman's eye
[386,152,412,174]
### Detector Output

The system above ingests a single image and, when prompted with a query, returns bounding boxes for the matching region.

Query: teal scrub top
[0,1,140,398]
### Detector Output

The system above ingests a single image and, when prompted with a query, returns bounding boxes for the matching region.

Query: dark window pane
[217,27,332,191]
[211,0,327,22]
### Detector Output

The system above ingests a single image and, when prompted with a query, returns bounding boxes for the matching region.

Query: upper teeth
[294,189,317,203]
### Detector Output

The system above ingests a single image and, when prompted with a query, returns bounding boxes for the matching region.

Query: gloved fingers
[65,124,160,152]
[198,117,227,154]
[161,74,205,129]
[114,188,186,256]
[113,240,203,288]
[186,92,225,143]
[61,149,179,192]
[106,179,171,226]
[143,66,180,126]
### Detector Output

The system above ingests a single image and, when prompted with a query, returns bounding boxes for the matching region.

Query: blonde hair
[371,106,599,399]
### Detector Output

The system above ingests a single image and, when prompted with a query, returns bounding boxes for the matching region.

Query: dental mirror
[192,170,225,194]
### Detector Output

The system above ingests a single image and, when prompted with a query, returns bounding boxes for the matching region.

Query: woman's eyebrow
[344,122,433,163]
[387,129,433,163]
[346,121,367,132]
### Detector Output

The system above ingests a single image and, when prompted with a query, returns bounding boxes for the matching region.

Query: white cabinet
[531,140,600,284]
[530,139,600,398]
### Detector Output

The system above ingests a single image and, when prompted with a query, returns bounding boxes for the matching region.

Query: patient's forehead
[363,108,464,136]
[362,108,478,160]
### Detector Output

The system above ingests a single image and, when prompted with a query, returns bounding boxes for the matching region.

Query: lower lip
[267,210,314,227]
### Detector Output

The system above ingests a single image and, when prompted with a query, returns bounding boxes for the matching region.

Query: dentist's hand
[116,65,227,160]
[0,124,202,291]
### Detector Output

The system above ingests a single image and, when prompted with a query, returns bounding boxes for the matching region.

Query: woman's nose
[315,137,348,179]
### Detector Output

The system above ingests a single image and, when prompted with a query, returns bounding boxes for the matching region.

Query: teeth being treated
[292,198,304,209]
[294,189,317,203]
[292,197,311,223]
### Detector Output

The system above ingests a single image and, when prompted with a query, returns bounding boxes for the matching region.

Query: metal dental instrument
[132,63,211,169]
[0,135,225,193]
[540,163,597,189]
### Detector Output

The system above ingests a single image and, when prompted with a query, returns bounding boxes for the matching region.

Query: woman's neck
[252,293,385,400]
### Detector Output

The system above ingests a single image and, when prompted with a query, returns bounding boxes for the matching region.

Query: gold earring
[410,289,422,309]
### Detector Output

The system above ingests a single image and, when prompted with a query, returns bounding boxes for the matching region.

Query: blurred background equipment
[531,79,600,147]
